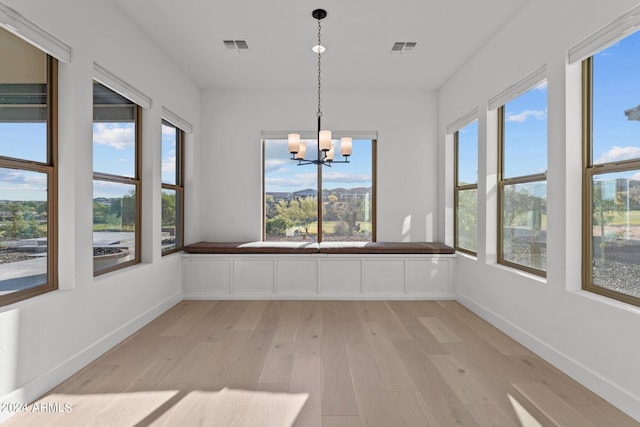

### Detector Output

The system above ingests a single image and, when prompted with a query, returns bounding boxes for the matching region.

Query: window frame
[497,97,548,277]
[92,83,142,276]
[0,55,58,307]
[582,57,640,306]
[261,137,377,242]
[161,119,185,256]
[454,126,478,255]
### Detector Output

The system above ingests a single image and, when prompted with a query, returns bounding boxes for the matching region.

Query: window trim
[497,104,547,277]
[0,55,58,307]
[453,129,478,256]
[261,137,377,243]
[581,57,640,307]
[92,94,142,276]
[161,119,185,256]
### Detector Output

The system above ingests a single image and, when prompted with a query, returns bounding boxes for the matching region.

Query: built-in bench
[182,241,456,300]
[183,241,454,255]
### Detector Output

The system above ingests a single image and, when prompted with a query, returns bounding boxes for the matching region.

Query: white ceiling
[111,0,529,91]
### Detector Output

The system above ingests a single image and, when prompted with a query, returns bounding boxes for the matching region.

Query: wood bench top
[183,241,455,255]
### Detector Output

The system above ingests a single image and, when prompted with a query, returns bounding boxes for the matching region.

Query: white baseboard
[183,292,456,300]
[456,293,640,423]
[0,292,182,424]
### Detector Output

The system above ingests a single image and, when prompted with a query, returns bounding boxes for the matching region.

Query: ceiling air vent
[390,41,418,54]
[223,40,250,53]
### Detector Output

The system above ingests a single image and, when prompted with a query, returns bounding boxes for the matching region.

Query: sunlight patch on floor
[508,393,543,427]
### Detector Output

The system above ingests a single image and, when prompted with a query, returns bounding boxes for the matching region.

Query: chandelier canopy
[288,9,352,166]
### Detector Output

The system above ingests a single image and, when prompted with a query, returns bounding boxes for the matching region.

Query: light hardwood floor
[5,300,638,426]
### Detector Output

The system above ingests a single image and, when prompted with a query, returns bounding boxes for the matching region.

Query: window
[161,120,184,255]
[583,30,640,306]
[263,137,376,242]
[454,120,478,254]
[498,80,547,276]
[93,82,141,275]
[0,27,57,306]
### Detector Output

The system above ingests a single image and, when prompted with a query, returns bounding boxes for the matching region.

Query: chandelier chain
[317,18,322,118]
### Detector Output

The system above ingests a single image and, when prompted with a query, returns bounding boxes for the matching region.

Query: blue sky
[161,123,177,185]
[2,31,640,201]
[264,138,373,193]
[592,29,640,179]
[457,120,478,185]
[503,81,548,179]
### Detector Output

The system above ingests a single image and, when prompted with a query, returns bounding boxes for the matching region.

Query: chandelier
[288,9,352,166]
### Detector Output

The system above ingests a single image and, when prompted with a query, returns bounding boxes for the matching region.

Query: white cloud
[323,172,372,183]
[264,159,288,173]
[162,124,176,137]
[265,173,316,189]
[93,123,135,150]
[596,146,640,164]
[533,80,547,91]
[505,109,546,123]
[162,154,176,174]
[0,169,47,200]
[631,172,640,181]
[93,180,134,198]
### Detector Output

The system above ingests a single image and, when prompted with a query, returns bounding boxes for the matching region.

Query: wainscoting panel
[183,254,456,300]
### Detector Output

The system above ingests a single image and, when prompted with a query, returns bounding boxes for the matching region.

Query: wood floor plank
[577,404,640,427]
[343,340,400,426]
[320,302,359,416]
[513,382,600,427]
[355,301,412,340]
[232,300,269,330]
[293,301,323,358]
[419,316,463,343]
[438,300,530,356]
[224,301,280,390]
[361,322,417,391]
[4,300,636,427]
[512,353,612,407]
[427,354,492,405]
[288,356,322,427]
[272,300,300,343]
[387,301,449,354]
[159,300,216,337]
[321,415,361,427]
[391,391,438,426]
[258,341,295,384]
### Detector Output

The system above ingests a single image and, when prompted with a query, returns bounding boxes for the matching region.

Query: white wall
[438,0,640,421]
[0,0,200,419]
[200,89,438,242]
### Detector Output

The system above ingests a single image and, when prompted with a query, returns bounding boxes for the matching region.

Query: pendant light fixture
[288,9,352,166]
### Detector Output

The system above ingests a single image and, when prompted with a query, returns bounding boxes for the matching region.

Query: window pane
[93,82,136,177]
[591,171,640,298]
[456,188,477,252]
[322,139,373,241]
[457,120,478,185]
[93,180,137,272]
[162,122,177,185]
[592,30,640,165]
[0,168,48,296]
[503,81,547,178]
[0,28,48,163]
[161,188,182,252]
[501,181,547,271]
[264,139,318,241]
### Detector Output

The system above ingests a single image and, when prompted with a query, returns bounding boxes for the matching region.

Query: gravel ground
[0,249,34,264]
[593,260,640,298]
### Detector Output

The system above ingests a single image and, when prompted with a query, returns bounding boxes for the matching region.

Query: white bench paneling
[182,253,456,300]
[277,259,318,294]
[234,259,274,293]
[320,259,362,295]
[364,259,405,294]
